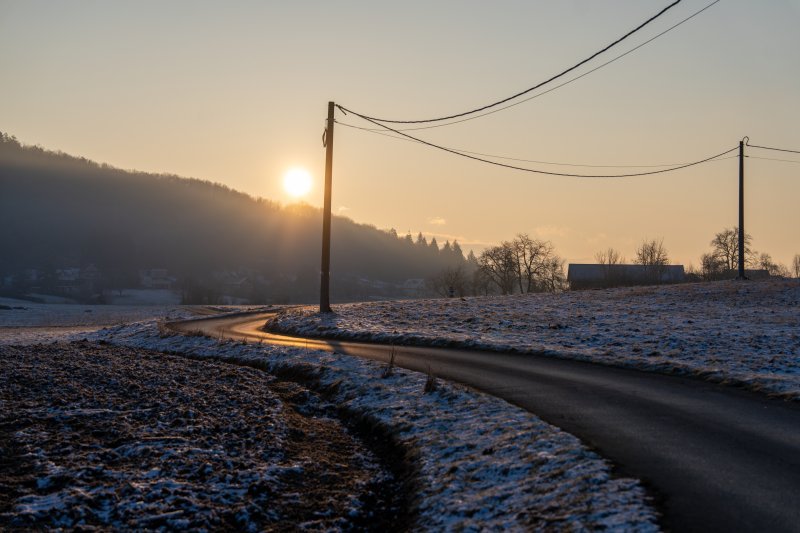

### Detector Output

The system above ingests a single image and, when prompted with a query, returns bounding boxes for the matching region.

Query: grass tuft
[423,365,438,394]
[382,346,396,378]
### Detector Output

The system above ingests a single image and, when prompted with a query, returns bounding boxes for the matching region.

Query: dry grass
[382,347,396,379]
[423,366,438,394]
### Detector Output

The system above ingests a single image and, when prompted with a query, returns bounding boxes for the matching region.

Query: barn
[567,264,686,290]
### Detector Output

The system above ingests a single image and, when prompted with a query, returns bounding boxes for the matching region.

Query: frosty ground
[0,297,187,345]
[1,302,658,530]
[1,342,402,530]
[267,279,800,400]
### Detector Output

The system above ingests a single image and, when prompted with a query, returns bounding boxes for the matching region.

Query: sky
[2,0,799,267]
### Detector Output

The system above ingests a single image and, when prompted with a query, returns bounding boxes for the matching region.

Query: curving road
[171,311,800,532]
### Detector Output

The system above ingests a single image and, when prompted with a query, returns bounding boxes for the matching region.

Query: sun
[283,168,312,198]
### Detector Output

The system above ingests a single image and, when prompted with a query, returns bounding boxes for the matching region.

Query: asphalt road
[172,312,800,532]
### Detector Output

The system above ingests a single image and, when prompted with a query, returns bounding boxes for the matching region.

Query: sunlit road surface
[171,311,800,533]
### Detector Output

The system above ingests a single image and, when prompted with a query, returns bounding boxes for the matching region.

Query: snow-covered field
[1,301,659,529]
[80,318,658,530]
[0,299,258,345]
[2,342,399,529]
[0,298,186,344]
[266,280,800,400]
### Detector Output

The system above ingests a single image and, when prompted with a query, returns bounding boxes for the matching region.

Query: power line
[338,118,737,169]
[747,155,800,165]
[343,0,722,133]
[338,0,684,125]
[342,113,738,177]
[746,143,800,155]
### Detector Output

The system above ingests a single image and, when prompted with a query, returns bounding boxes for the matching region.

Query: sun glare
[283,168,312,198]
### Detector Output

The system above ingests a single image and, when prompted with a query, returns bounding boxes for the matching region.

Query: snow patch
[88,319,659,530]
[267,280,800,400]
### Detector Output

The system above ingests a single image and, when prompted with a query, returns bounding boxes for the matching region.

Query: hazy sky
[2,0,798,267]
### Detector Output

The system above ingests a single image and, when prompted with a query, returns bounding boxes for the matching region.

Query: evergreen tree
[452,240,464,261]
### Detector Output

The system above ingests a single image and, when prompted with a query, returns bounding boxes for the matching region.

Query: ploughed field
[0,341,406,530]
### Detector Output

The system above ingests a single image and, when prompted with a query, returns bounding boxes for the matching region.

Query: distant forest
[0,132,467,303]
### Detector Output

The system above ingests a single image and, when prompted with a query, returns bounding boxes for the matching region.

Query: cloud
[428,217,446,225]
[419,231,495,252]
[585,232,608,245]
[534,225,570,238]
[337,206,351,213]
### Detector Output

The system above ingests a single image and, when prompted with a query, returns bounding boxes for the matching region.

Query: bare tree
[794,254,800,278]
[512,234,556,293]
[700,252,725,281]
[480,237,566,295]
[595,247,623,266]
[757,253,790,278]
[595,247,624,287]
[710,227,755,272]
[635,238,669,282]
[635,238,669,266]
[537,255,567,293]
[428,265,469,297]
[478,243,517,295]
[471,266,494,296]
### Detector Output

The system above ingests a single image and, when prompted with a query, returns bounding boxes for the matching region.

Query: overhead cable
[345,0,722,133]
[746,143,800,155]
[338,1,683,125]
[342,114,738,177]
[747,155,800,165]
[337,119,736,169]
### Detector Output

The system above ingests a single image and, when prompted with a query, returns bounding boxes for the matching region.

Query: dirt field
[0,341,409,530]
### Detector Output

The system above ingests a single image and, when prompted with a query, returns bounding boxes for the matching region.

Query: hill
[0,132,466,303]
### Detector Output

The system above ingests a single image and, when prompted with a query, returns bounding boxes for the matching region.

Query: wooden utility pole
[737,138,746,280]
[320,101,335,312]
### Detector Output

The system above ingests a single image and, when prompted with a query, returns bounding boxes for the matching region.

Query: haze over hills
[0,132,467,303]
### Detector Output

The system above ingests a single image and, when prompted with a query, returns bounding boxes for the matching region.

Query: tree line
[594,229,799,283]
[698,227,797,279]
[429,234,566,297]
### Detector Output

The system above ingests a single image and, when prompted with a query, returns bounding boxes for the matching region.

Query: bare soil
[0,341,408,530]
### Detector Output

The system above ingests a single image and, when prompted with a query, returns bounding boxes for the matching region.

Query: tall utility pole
[320,101,335,312]
[737,138,746,280]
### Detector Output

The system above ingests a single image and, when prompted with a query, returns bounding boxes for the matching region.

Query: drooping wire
[340,114,738,178]
[746,143,800,155]
[337,119,737,169]
[337,1,684,125]
[343,0,721,133]
[746,155,800,165]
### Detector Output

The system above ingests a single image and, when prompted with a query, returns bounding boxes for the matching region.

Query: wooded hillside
[0,133,466,303]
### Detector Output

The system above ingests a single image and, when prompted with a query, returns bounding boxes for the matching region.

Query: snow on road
[88,319,658,530]
[266,280,800,400]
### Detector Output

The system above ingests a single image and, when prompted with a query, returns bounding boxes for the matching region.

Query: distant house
[54,265,102,294]
[140,268,174,289]
[568,264,685,290]
[56,268,82,294]
[713,269,771,281]
[742,269,771,280]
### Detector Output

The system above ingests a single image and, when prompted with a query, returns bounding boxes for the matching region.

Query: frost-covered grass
[1,342,397,530]
[0,301,259,345]
[89,319,659,530]
[266,280,800,400]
